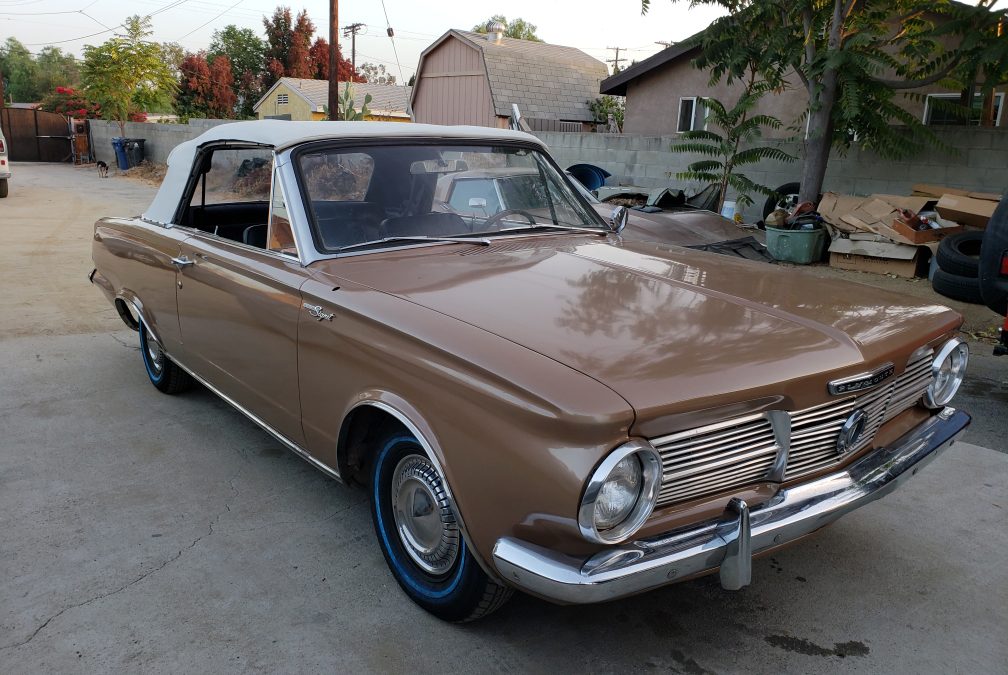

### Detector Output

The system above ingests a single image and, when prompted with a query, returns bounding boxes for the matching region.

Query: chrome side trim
[493,408,969,605]
[343,399,503,584]
[169,355,343,483]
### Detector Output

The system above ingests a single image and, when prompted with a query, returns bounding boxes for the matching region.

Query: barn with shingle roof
[411,29,608,131]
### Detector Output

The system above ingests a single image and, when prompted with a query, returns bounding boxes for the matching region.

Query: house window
[277,93,289,106]
[923,92,1003,127]
[677,97,706,132]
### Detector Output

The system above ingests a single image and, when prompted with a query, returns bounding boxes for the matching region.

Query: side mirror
[468,197,487,209]
[608,206,629,234]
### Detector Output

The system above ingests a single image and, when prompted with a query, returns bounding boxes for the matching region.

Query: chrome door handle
[170,256,195,268]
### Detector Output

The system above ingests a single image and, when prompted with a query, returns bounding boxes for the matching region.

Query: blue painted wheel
[369,432,511,621]
[138,322,191,394]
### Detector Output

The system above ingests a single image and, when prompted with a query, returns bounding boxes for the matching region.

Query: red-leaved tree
[263,6,361,86]
[176,51,237,119]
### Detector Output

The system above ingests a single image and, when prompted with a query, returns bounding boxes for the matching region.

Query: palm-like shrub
[670,79,794,214]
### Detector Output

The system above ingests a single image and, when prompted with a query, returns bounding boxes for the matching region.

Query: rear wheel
[369,430,511,621]
[0,179,8,198]
[139,322,192,394]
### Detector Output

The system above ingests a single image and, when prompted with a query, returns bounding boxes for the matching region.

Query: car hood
[315,237,960,421]
[591,204,749,247]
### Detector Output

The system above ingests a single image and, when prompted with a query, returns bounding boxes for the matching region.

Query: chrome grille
[651,414,778,507]
[650,352,935,505]
[785,384,889,479]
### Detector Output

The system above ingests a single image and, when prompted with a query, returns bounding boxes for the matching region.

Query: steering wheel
[483,209,538,230]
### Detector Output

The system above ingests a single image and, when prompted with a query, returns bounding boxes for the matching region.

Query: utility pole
[343,23,364,74]
[606,47,626,75]
[328,0,339,120]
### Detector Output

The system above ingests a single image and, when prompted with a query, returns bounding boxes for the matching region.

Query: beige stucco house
[254,78,412,122]
[601,38,1004,136]
[411,29,609,130]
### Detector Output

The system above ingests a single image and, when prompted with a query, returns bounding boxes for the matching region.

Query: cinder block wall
[534,128,1007,221]
[86,120,1005,222]
[89,119,232,166]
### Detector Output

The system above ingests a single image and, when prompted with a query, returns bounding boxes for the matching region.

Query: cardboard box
[890,217,963,245]
[967,191,1002,203]
[911,184,970,198]
[935,195,997,228]
[828,238,926,278]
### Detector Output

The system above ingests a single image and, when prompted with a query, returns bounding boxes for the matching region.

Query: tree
[472,15,543,41]
[670,74,795,213]
[359,62,396,85]
[175,52,237,119]
[0,38,42,102]
[209,25,266,119]
[81,16,177,135]
[407,73,416,87]
[643,0,1006,203]
[263,7,361,85]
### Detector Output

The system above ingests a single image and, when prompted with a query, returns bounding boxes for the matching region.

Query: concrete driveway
[1,164,1006,673]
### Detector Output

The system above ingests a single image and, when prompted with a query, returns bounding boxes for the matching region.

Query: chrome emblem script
[827,363,895,396]
[303,303,334,322]
[837,409,868,455]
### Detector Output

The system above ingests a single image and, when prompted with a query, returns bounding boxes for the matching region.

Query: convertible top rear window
[295,143,601,253]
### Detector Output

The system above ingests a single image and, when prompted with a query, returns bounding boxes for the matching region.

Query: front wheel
[139,322,192,394]
[369,431,512,621]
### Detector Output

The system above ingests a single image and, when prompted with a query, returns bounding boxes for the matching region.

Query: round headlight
[924,338,968,409]
[578,440,661,544]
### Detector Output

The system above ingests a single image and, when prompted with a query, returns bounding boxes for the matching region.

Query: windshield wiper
[336,235,491,253]
[483,224,608,237]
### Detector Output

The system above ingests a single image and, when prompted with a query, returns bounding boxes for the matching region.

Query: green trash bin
[765,226,826,265]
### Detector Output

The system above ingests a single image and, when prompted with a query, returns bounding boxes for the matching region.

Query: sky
[0,0,731,81]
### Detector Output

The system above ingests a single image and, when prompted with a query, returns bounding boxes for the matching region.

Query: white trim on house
[677,97,697,132]
[922,92,1004,127]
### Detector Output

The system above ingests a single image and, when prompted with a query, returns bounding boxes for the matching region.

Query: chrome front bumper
[493,407,969,604]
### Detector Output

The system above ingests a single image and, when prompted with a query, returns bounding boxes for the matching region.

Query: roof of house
[143,120,545,225]
[253,78,413,117]
[412,30,609,121]
[599,33,702,96]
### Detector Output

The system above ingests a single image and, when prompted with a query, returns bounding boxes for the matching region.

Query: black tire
[936,231,983,278]
[0,179,7,198]
[370,430,512,622]
[932,268,984,304]
[139,322,192,394]
[762,181,801,219]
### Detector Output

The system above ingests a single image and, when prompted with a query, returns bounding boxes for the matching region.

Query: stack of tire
[932,232,984,304]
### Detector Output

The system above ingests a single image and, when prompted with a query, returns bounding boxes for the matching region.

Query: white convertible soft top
[143,120,546,225]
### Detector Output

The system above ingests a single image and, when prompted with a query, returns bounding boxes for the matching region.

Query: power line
[21,0,192,46]
[342,22,364,73]
[377,0,406,102]
[175,0,245,40]
[606,46,626,73]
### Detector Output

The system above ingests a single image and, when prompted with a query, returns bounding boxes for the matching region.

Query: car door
[174,152,309,446]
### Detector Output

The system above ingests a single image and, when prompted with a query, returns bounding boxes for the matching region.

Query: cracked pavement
[0,164,1005,673]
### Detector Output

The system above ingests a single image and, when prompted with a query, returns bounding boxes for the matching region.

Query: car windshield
[296,142,603,253]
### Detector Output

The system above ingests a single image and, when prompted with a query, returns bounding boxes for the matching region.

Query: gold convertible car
[91,121,970,621]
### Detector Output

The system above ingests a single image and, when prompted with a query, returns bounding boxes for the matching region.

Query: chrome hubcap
[145,332,164,374]
[391,455,459,575]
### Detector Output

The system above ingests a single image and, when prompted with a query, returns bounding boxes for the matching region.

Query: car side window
[180,146,274,248]
[267,168,297,257]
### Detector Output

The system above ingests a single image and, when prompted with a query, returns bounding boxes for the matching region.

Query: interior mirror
[468,197,487,209]
[608,206,629,234]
